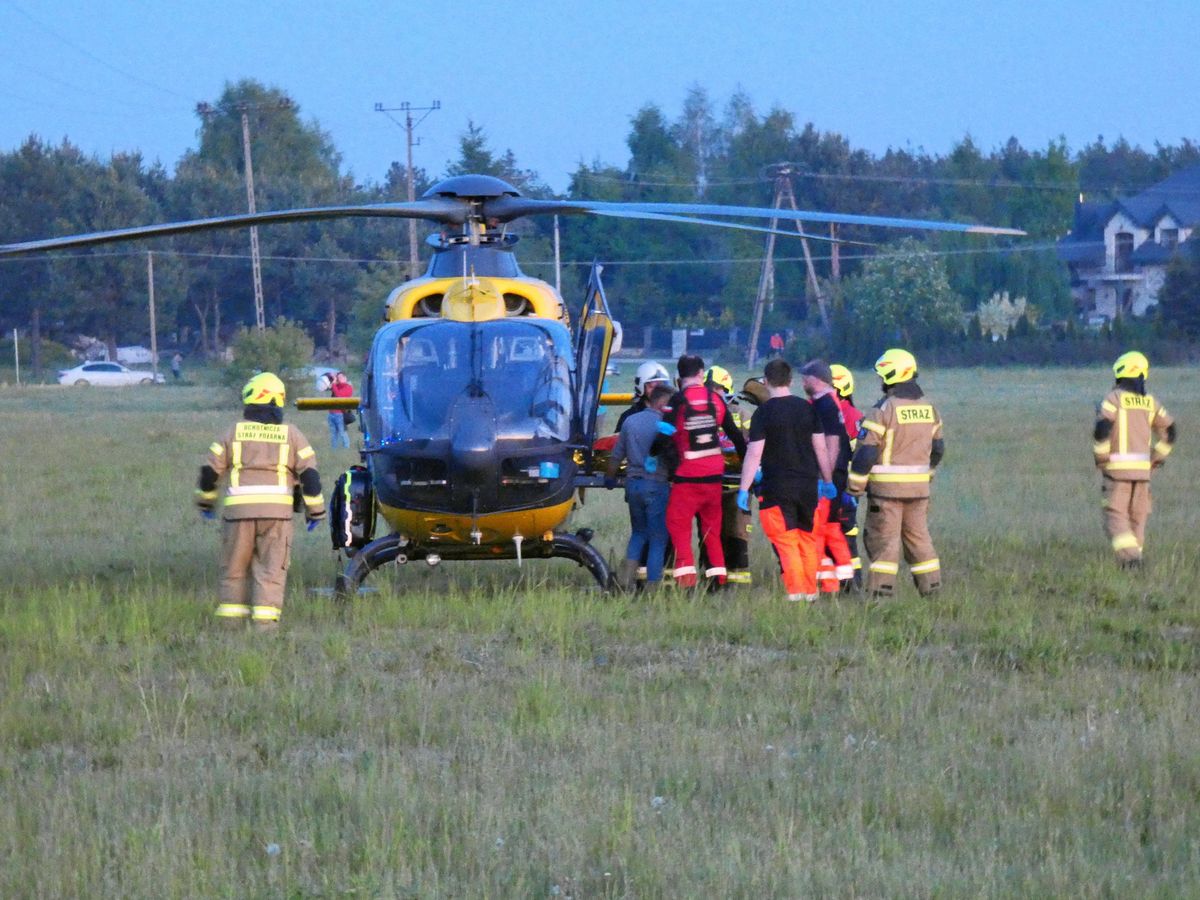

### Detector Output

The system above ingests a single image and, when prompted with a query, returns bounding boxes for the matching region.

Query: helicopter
[0,173,1024,596]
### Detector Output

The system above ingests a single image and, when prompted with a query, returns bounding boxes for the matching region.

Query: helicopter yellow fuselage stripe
[377,498,575,547]
[387,275,567,322]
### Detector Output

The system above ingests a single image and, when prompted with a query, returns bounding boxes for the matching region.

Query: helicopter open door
[573,262,616,460]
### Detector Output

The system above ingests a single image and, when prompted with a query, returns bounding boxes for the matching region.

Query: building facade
[1057,165,1200,322]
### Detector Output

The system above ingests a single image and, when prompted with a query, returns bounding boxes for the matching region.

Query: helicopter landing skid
[333,531,614,600]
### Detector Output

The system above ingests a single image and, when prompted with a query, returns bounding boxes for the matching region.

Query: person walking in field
[1092,351,1176,568]
[605,384,675,590]
[846,349,944,599]
[195,372,325,628]
[328,371,354,449]
[664,354,746,589]
[736,358,835,603]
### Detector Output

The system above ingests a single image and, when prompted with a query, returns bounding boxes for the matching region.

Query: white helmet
[634,361,671,397]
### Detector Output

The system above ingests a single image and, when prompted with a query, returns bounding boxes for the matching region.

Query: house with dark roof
[1057,164,1200,320]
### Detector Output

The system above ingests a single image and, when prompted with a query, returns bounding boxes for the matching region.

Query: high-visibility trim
[224,494,295,507]
[726,570,753,584]
[1101,400,1117,414]
[682,447,722,460]
[1093,440,1111,455]
[297,446,315,460]
[870,472,932,483]
[846,526,859,537]
[1105,460,1151,472]
[869,560,900,575]
[251,605,281,622]
[227,484,290,496]
[195,488,219,501]
[861,419,886,435]
[215,603,251,619]
[277,443,288,489]
[1155,443,1173,458]
[871,464,930,474]
[881,429,895,466]
[672,565,697,578]
[847,472,868,489]
[910,558,941,575]
[302,492,324,509]
[230,441,242,488]
[851,557,863,570]
[704,566,727,578]
[1108,452,1149,462]
[209,442,225,456]
[1118,409,1128,456]
[835,564,855,579]
[1111,532,1140,552]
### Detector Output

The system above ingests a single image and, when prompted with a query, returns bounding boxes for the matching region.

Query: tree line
[2,79,1198,374]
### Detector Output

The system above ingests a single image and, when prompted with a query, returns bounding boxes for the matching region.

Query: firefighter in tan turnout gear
[195,372,325,627]
[847,349,944,597]
[1092,351,1176,568]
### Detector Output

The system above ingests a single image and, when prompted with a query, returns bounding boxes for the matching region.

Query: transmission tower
[375,100,441,274]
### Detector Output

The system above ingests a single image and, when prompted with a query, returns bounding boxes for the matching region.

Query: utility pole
[375,100,441,275]
[197,98,295,332]
[746,164,832,368]
[240,110,266,331]
[147,252,159,380]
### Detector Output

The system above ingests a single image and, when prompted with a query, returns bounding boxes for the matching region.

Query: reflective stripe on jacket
[204,420,324,520]
[1093,389,1174,481]
[848,392,943,499]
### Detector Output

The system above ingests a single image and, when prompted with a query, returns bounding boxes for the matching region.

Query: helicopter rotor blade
[483,196,1026,237]
[579,208,875,245]
[0,199,467,257]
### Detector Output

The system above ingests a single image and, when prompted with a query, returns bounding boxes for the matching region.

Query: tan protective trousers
[863,496,941,596]
[1101,477,1151,563]
[218,518,293,620]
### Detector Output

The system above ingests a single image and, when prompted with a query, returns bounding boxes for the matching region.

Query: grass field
[1,367,1198,898]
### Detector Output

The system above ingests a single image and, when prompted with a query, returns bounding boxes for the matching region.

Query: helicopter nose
[448,394,497,488]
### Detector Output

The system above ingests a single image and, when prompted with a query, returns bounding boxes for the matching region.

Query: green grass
[1,368,1199,897]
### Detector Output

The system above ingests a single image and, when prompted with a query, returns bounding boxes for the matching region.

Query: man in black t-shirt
[737,359,835,602]
[802,360,856,594]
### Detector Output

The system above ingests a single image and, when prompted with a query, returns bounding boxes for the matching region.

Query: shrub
[221,317,315,401]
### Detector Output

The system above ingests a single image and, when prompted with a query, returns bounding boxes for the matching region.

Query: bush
[0,336,76,378]
[221,318,315,402]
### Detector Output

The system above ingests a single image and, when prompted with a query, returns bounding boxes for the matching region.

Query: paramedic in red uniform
[664,354,746,588]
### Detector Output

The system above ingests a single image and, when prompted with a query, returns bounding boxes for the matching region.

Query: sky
[2,0,1199,196]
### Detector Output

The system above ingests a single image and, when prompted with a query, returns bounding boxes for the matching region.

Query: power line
[7,2,194,101]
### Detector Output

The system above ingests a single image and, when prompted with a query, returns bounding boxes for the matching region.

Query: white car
[58,361,166,386]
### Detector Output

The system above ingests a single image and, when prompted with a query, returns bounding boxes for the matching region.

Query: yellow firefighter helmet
[874,348,918,385]
[705,365,734,394]
[830,364,855,398]
[1113,350,1149,380]
[242,372,286,407]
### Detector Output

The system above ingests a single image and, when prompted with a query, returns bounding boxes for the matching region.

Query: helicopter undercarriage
[333,530,613,599]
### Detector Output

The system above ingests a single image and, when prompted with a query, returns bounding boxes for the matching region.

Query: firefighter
[1093,351,1176,568]
[830,363,864,587]
[615,360,672,433]
[196,372,326,628]
[846,349,944,598]
[665,354,747,588]
[702,365,754,585]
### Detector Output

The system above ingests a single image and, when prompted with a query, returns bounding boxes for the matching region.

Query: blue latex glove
[840,492,858,511]
[603,476,618,490]
[817,480,837,500]
[656,420,677,436]
[199,508,216,521]
[736,489,751,512]
[753,468,763,485]
[306,519,320,532]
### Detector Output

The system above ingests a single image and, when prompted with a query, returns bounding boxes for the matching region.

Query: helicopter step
[333,530,614,600]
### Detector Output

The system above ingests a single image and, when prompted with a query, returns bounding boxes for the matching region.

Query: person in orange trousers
[737,359,834,602]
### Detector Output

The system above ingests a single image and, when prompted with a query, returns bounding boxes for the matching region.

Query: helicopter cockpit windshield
[370,319,573,444]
